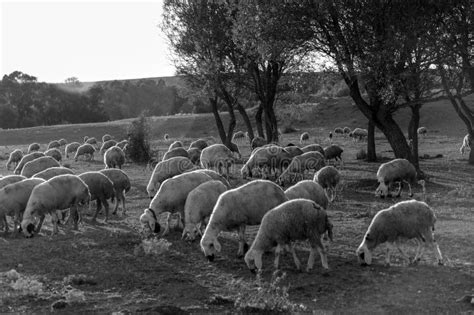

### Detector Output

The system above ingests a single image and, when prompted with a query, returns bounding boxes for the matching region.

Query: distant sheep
[99,140,118,155]
[27,143,41,154]
[356,200,443,266]
[349,128,368,141]
[285,180,328,209]
[78,171,115,222]
[163,147,189,161]
[241,146,292,179]
[314,166,341,202]
[232,131,246,143]
[375,158,417,198]
[65,142,81,158]
[6,149,23,170]
[187,147,201,165]
[100,169,131,216]
[83,136,89,142]
[417,127,427,136]
[284,146,304,158]
[334,127,344,135]
[14,152,45,174]
[169,141,183,150]
[102,134,113,142]
[44,148,62,162]
[301,144,325,156]
[300,132,310,145]
[343,127,351,135]
[32,167,74,180]
[189,139,208,151]
[324,145,344,167]
[200,144,235,177]
[85,137,98,145]
[58,138,67,146]
[74,143,95,161]
[164,134,170,141]
[459,134,471,155]
[251,136,267,150]
[21,156,60,178]
[245,199,332,273]
[0,175,27,189]
[200,180,288,261]
[47,140,61,150]
[104,146,125,169]
[116,140,128,150]
[278,151,326,185]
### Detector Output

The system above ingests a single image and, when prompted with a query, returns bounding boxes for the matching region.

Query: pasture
[0,99,473,313]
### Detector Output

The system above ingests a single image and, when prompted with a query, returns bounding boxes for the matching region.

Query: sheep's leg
[92,199,102,222]
[35,215,46,234]
[112,190,120,215]
[406,181,413,197]
[274,244,282,270]
[290,243,302,271]
[412,238,425,264]
[120,192,126,216]
[162,213,171,236]
[431,240,444,265]
[395,182,403,198]
[51,212,59,235]
[103,199,110,222]
[1,215,9,233]
[395,241,411,264]
[237,225,247,257]
[176,212,184,230]
[385,242,395,266]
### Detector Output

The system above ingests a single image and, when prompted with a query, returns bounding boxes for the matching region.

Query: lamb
[44,148,62,162]
[6,149,23,170]
[0,178,46,233]
[349,128,368,141]
[301,144,325,156]
[187,148,201,165]
[74,143,96,161]
[140,171,214,236]
[284,146,304,158]
[244,199,333,273]
[313,166,341,202]
[169,141,183,150]
[189,139,208,151]
[375,158,418,198]
[200,144,236,177]
[0,175,27,189]
[102,134,113,142]
[14,152,45,174]
[21,174,91,237]
[58,138,67,146]
[232,131,246,144]
[104,146,125,169]
[356,200,443,266]
[324,145,344,167]
[78,171,115,222]
[27,143,41,154]
[241,145,292,179]
[200,180,288,261]
[99,140,118,155]
[65,142,81,158]
[162,147,189,161]
[417,127,427,136]
[116,140,128,150]
[284,180,328,210]
[343,127,351,135]
[278,151,326,185]
[182,180,227,241]
[334,127,344,135]
[300,132,310,145]
[21,156,60,178]
[99,169,131,216]
[32,167,74,180]
[251,137,267,150]
[47,140,61,150]
[146,156,196,198]
[459,134,471,155]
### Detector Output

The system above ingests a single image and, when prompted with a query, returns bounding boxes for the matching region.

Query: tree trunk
[468,133,474,165]
[263,106,274,143]
[377,113,413,161]
[236,102,254,141]
[224,100,236,148]
[408,104,421,174]
[367,119,376,162]
[255,104,264,138]
[210,96,227,144]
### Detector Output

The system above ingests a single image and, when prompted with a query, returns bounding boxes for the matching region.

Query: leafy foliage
[126,114,152,163]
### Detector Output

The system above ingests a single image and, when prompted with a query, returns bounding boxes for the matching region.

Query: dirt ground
[0,128,473,313]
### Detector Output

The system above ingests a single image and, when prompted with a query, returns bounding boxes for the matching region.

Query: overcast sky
[0,0,176,83]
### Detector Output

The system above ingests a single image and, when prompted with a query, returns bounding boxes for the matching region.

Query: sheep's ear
[214,239,222,252]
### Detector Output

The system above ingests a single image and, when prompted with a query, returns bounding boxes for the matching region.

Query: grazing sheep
[460,134,471,155]
[74,143,96,161]
[65,142,81,158]
[58,138,67,146]
[21,156,60,178]
[85,137,98,146]
[163,147,189,161]
[0,178,46,233]
[314,166,341,202]
[251,136,267,150]
[241,146,292,179]
[15,153,45,176]
[6,149,23,170]
[334,127,344,135]
[27,143,41,154]
[417,127,427,136]
[284,146,304,158]
[116,140,128,150]
[343,127,351,135]
[44,148,62,162]
[78,172,115,222]
[47,140,61,150]
[164,134,170,141]
[200,180,288,260]
[182,180,227,241]
[324,145,344,167]
[187,148,201,165]
[301,144,325,156]
[99,169,131,216]
[188,169,230,189]
[349,128,368,141]
[200,144,235,177]
[140,171,213,236]
[169,141,183,150]
[99,140,118,155]
[146,156,196,198]
[104,146,125,169]
[83,136,89,142]
[244,199,332,273]
[232,131,246,144]
[189,139,208,151]
[300,132,310,145]
[102,134,113,142]
[375,158,418,198]
[278,151,326,185]
[285,180,328,209]
[21,174,91,237]
[32,167,74,180]
[356,200,443,266]
[0,175,27,189]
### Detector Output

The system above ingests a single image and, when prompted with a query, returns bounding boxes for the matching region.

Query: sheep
[251,136,267,150]
[146,156,196,198]
[334,127,344,135]
[65,142,81,158]
[58,138,67,146]
[200,180,288,260]
[164,134,170,141]
[300,132,310,145]
[244,199,333,273]
[343,127,351,135]
[301,144,325,156]
[21,156,60,178]
[278,151,326,185]
[284,180,328,210]
[349,128,368,141]
[241,145,292,179]
[313,166,341,202]
[44,148,62,162]
[47,140,61,150]
[116,140,128,150]
[78,172,115,222]
[187,148,201,165]
[189,139,208,151]
[104,146,125,169]
[21,174,91,237]
[99,140,118,155]
[200,144,236,177]
[356,200,443,266]
[324,145,344,167]
[14,152,45,175]
[85,137,98,146]
[169,141,183,150]
[6,149,23,170]
[0,178,46,233]
[99,169,131,216]
[102,134,113,142]
[232,131,246,144]
[74,143,95,161]
[284,146,304,158]
[0,175,27,189]
[460,134,471,155]
[163,147,189,161]
[32,167,74,180]
[140,171,214,236]
[189,169,230,189]
[375,158,418,198]
[417,127,427,136]
[83,136,89,142]
[182,180,228,241]
[27,143,41,154]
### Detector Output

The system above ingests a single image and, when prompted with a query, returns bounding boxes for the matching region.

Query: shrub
[356,149,367,160]
[126,113,152,163]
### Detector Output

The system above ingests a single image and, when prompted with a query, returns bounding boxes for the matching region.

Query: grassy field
[0,97,473,313]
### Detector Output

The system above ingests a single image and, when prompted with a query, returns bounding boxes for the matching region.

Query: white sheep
[200,180,288,261]
[0,175,27,189]
[187,147,201,165]
[99,169,131,216]
[200,144,236,177]
[284,180,328,210]
[44,148,62,162]
[278,151,326,185]
[58,138,67,146]
[74,143,96,161]
[102,134,113,142]
[459,134,471,155]
[301,144,325,156]
[27,143,41,154]
[182,180,228,241]
[241,145,292,179]
[162,147,189,161]
[189,139,208,151]
[349,128,368,141]
[47,140,61,150]
[343,127,351,135]
[300,132,310,145]
[356,200,443,266]
[78,171,115,222]
[85,137,98,146]
[20,156,60,178]
[190,169,230,188]
[324,145,344,167]
[65,142,81,158]
[32,167,74,180]
[21,174,91,237]
[14,152,45,174]
[6,149,23,170]
[99,140,118,155]
[313,166,341,202]
[104,146,125,169]
[375,158,418,198]
[334,127,344,135]
[232,131,246,144]
[284,146,304,158]
[140,171,213,236]
[417,127,427,136]
[251,136,267,150]
[169,141,183,150]
[146,156,196,198]
[244,199,333,273]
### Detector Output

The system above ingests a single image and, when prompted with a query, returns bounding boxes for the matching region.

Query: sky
[0,0,176,83]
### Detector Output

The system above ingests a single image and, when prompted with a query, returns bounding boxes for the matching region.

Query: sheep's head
[146,182,157,199]
[21,217,36,238]
[181,223,202,242]
[356,232,376,265]
[375,181,389,198]
[244,249,260,273]
[240,166,249,179]
[200,233,221,262]
[139,208,160,234]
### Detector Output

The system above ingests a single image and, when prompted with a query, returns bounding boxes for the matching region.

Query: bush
[356,149,367,160]
[126,113,152,163]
